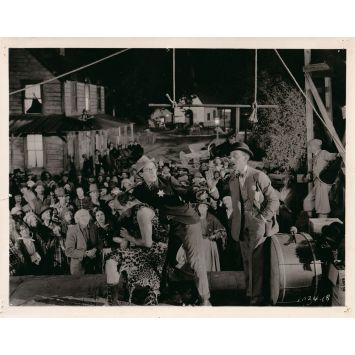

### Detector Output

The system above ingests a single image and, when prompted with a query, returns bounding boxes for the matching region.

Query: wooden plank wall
[64,81,73,116]
[64,81,105,116]
[90,84,97,113]
[9,137,25,171]
[9,49,63,115]
[42,82,63,115]
[77,83,86,113]
[43,136,64,174]
[100,87,105,113]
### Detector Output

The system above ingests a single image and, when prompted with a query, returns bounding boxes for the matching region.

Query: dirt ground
[143,133,212,162]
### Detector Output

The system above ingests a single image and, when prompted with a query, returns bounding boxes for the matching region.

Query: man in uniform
[133,155,211,305]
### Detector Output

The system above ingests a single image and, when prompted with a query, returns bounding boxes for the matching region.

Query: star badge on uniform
[157,190,165,197]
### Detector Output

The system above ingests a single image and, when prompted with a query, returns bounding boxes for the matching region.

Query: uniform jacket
[229,166,279,241]
[133,177,200,225]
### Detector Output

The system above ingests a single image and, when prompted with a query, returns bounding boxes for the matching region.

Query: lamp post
[215,117,220,143]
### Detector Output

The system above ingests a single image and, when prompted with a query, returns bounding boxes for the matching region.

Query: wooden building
[9,49,134,174]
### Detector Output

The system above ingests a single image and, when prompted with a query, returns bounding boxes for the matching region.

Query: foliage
[248,71,307,173]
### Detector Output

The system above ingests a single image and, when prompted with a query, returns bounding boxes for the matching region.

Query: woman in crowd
[10,193,26,216]
[73,186,91,210]
[104,192,169,305]
[47,223,69,274]
[14,220,45,275]
[93,209,119,272]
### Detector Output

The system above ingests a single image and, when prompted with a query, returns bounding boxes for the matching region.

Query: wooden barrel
[270,233,322,305]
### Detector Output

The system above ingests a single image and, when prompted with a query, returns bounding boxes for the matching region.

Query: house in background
[185,95,232,128]
[9,48,134,174]
[164,90,242,130]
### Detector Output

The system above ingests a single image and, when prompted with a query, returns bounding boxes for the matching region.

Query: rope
[248,49,258,124]
[173,48,176,107]
[9,48,132,96]
[254,48,258,114]
[274,49,345,158]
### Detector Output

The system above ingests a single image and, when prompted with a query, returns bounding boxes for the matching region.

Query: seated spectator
[47,223,69,275]
[89,187,102,211]
[14,220,45,275]
[65,209,100,275]
[74,186,91,210]
[10,193,26,216]
[19,183,36,211]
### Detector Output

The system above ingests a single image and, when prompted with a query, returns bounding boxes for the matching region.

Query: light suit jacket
[229,166,279,242]
[65,223,97,275]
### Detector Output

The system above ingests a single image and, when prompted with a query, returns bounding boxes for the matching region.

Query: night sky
[22,48,346,122]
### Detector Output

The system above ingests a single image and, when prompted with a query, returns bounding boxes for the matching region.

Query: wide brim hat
[135,155,154,173]
[229,142,254,159]
[308,138,322,149]
[40,205,53,217]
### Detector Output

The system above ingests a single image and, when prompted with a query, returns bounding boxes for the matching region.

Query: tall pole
[305,49,314,194]
[172,48,176,125]
[324,76,333,122]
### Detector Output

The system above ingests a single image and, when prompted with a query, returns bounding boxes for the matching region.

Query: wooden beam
[148,103,277,109]
[235,107,240,133]
[305,72,345,160]
[305,50,314,194]
[324,77,333,122]
[303,62,331,73]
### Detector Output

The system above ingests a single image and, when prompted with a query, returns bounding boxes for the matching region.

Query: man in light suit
[65,209,99,275]
[208,142,279,305]
[303,139,339,218]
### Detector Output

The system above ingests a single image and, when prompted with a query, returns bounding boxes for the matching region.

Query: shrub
[249,72,307,173]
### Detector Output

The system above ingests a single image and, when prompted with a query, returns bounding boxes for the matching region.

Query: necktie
[238,175,245,234]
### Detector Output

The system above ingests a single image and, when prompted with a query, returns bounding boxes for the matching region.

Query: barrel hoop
[272,235,287,303]
[299,233,319,298]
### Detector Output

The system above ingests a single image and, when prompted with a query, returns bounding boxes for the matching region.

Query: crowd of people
[9,138,344,306]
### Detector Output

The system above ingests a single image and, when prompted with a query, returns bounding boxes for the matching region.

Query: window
[85,84,90,111]
[24,84,42,114]
[213,110,217,118]
[27,134,43,168]
[71,82,78,113]
[97,86,102,111]
[207,113,211,121]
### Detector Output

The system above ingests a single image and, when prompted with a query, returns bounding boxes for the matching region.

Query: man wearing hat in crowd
[133,155,211,305]
[32,182,49,216]
[53,187,74,219]
[303,138,339,218]
[60,171,75,193]
[19,183,36,212]
[208,142,279,305]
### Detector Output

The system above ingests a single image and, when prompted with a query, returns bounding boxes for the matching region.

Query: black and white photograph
[3,41,348,311]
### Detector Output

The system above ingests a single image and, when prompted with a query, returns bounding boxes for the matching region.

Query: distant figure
[81,154,93,178]
[303,139,339,218]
